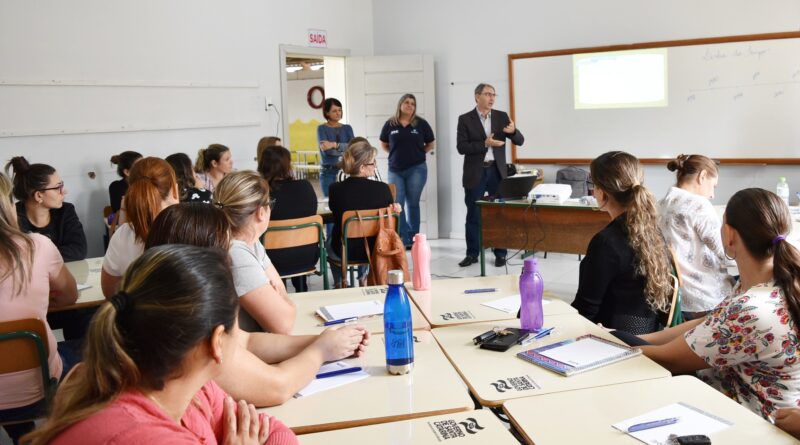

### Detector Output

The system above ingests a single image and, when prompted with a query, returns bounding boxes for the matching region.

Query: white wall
[287,76,325,124]
[372,0,800,241]
[0,0,373,256]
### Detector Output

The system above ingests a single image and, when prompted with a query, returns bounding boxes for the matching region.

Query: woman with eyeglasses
[5,157,87,262]
[215,171,297,334]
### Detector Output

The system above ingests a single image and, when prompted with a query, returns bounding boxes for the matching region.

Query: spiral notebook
[516,334,640,376]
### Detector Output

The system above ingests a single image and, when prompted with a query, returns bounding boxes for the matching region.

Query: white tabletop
[260,331,472,434]
[299,409,519,444]
[504,375,798,444]
[52,257,105,312]
[406,275,576,328]
[431,314,670,407]
[289,285,430,335]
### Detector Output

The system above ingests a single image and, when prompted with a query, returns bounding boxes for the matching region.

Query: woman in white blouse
[658,154,734,319]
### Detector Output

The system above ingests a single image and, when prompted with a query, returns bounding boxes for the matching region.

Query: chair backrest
[388,183,397,202]
[341,209,398,240]
[103,206,113,219]
[555,166,592,198]
[0,318,53,400]
[264,215,323,250]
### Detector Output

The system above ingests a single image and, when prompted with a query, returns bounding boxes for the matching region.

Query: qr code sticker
[429,419,465,441]
[490,375,540,393]
[440,311,475,321]
[361,287,388,296]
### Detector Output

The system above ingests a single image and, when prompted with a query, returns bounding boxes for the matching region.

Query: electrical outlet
[265,97,273,108]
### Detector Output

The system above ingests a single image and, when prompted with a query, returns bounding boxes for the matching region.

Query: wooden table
[477,199,610,276]
[260,331,472,434]
[504,375,797,444]
[406,274,576,328]
[431,314,670,407]
[299,409,519,444]
[50,257,106,312]
[289,285,430,336]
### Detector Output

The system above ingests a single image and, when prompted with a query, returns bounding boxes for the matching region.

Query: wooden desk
[50,257,106,312]
[477,199,610,276]
[260,331,472,434]
[299,409,518,444]
[406,275,576,328]
[431,314,669,407]
[289,285,430,335]
[504,375,797,444]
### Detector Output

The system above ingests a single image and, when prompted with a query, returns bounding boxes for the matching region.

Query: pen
[464,288,497,294]
[534,327,555,339]
[315,366,362,379]
[321,317,358,326]
[627,417,679,433]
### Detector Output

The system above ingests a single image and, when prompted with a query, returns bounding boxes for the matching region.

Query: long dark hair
[145,202,231,250]
[257,145,292,189]
[4,156,56,202]
[726,188,800,333]
[165,153,196,200]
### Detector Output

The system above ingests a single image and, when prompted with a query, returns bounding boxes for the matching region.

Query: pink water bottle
[519,257,544,331]
[412,234,431,290]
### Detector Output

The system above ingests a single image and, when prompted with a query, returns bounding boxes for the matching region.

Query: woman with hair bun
[571,151,673,334]
[108,151,142,214]
[5,156,87,262]
[658,154,734,319]
[195,144,233,193]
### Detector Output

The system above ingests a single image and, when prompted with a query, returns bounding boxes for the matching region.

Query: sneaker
[494,257,506,267]
[458,256,478,267]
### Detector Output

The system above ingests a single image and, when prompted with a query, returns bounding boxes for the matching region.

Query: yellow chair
[264,215,329,290]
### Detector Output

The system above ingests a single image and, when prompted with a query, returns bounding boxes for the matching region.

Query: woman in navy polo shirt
[380,94,435,247]
[317,98,354,198]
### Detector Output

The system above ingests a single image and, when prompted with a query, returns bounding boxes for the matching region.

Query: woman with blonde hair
[101,157,179,297]
[22,245,298,444]
[571,151,673,334]
[195,143,233,193]
[0,171,79,443]
[659,154,734,319]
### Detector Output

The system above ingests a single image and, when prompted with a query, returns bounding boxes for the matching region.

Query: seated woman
[145,203,368,406]
[335,137,384,182]
[215,171,296,334]
[165,152,212,204]
[5,157,87,262]
[659,154,734,319]
[108,150,142,214]
[101,157,179,297]
[328,141,397,288]
[258,145,318,292]
[571,151,673,334]
[22,245,298,444]
[640,188,800,421]
[256,136,281,165]
[0,172,79,444]
[195,143,233,193]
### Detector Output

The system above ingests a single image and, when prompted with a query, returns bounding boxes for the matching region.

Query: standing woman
[195,143,234,194]
[108,151,142,214]
[317,98,354,198]
[380,94,435,247]
[659,154,734,319]
[22,245,298,444]
[571,151,674,334]
[101,157,179,297]
[5,157,87,262]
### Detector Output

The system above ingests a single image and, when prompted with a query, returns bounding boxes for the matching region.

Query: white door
[345,55,439,239]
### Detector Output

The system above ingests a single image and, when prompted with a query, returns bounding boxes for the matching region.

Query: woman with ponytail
[23,245,298,445]
[5,156,87,262]
[571,151,673,334]
[195,144,233,193]
[101,157,178,297]
[659,154,734,319]
[640,188,800,421]
[108,150,142,213]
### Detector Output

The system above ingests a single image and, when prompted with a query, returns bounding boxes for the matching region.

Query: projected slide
[573,49,668,109]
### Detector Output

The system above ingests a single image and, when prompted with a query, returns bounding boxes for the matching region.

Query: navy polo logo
[490,379,512,392]
[459,417,484,434]
[390,130,399,135]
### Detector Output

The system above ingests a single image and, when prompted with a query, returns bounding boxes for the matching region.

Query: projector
[529,183,572,204]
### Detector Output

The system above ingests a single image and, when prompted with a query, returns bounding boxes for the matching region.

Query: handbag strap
[354,210,374,270]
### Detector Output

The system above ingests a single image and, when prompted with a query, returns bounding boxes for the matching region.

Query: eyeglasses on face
[480,92,497,98]
[364,162,376,167]
[39,182,65,194]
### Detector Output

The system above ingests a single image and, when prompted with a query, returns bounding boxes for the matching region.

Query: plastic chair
[330,208,399,287]
[264,215,328,290]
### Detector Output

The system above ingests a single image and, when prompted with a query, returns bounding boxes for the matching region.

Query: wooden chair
[0,319,57,428]
[330,208,399,287]
[263,215,328,290]
[665,246,685,327]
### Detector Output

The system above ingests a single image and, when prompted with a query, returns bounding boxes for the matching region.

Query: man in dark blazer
[456,83,524,267]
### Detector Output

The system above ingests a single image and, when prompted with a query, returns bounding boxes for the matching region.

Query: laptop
[496,174,539,200]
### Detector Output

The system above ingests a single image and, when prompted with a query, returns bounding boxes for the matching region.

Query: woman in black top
[258,146,318,292]
[571,151,673,334]
[108,151,142,213]
[165,153,213,204]
[5,157,87,262]
[328,141,398,287]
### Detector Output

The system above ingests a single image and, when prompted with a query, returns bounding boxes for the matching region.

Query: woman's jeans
[388,163,427,246]
[320,165,339,198]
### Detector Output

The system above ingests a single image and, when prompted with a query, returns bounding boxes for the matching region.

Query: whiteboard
[510,33,800,163]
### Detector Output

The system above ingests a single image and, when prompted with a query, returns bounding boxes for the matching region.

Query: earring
[724,247,736,261]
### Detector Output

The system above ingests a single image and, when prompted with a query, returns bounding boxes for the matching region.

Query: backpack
[350,207,409,286]
[555,166,593,198]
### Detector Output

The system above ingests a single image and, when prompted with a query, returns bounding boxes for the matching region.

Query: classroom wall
[372,0,800,240]
[286,75,324,153]
[0,0,373,257]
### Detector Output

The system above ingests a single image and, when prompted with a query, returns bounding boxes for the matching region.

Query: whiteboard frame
[508,31,800,165]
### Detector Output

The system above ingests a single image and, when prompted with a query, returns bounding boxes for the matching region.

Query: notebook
[516,334,641,376]
[612,402,732,444]
[316,300,383,322]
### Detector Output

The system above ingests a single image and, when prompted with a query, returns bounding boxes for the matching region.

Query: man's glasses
[480,92,497,98]
[39,182,64,194]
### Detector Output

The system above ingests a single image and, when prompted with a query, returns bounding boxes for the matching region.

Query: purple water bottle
[519,257,544,331]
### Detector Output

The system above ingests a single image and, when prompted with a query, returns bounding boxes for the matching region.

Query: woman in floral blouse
[640,188,800,422]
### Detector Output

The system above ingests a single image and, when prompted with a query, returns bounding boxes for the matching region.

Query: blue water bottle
[520,257,544,331]
[384,269,414,375]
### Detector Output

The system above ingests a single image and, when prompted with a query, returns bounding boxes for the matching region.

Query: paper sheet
[612,402,732,444]
[480,294,551,314]
[538,336,626,367]
[295,362,369,398]
[317,300,383,321]
[77,284,91,291]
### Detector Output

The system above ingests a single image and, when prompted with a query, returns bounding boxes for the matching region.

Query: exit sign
[308,29,327,48]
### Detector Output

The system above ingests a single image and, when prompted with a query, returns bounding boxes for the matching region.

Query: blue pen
[534,327,555,339]
[315,366,362,379]
[627,417,679,432]
[464,288,496,294]
[322,317,358,326]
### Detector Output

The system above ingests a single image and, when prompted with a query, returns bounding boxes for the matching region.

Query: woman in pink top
[0,172,78,444]
[23,245,297,445]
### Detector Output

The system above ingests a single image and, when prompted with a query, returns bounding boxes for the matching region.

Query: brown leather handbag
[355,207,409,286]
